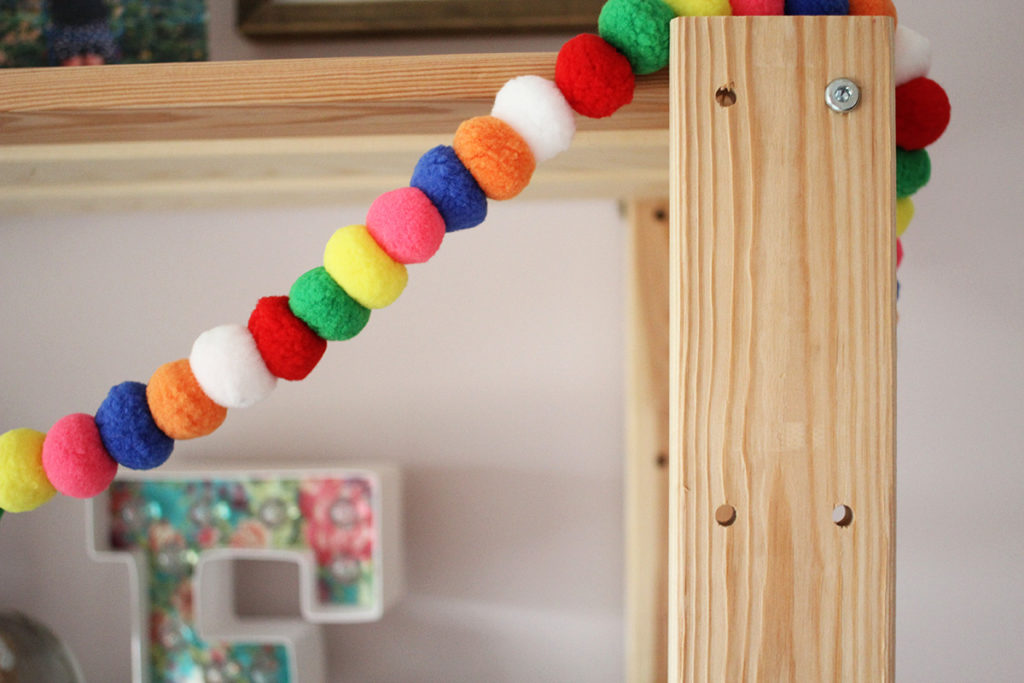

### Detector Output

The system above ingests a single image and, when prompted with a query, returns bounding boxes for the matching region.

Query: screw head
[826,78,860,113]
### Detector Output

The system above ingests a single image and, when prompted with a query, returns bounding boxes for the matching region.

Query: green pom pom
[598,0,675,75]
[289,267,371,342]
[896,147,930,198]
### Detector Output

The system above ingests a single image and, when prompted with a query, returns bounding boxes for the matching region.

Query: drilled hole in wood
[653,208,667,222]
[715,85,737,107]
[715,504,736,527]
[833,504,854,527]
[655,452,667,468]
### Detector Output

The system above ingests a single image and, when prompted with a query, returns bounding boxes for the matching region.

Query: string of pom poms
[0,0,950,519]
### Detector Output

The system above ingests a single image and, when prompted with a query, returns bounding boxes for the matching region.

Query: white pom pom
[190,324,277,409]
[895,25,932,87]
[491,75,575,164]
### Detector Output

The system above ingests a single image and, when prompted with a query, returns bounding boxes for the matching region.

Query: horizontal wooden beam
[0,54,669,212]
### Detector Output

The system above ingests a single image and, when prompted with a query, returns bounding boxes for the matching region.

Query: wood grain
[626,198,671,682]
[0,53,668,144]
[0,53,669,212]
[667,17,896,681]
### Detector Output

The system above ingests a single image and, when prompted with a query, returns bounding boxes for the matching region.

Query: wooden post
[668,17,896,682]
[626,198,670,682]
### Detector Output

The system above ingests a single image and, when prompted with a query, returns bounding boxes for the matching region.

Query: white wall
[2,0,1023,681]
[887,2,1024,681]
[0,199,627,681]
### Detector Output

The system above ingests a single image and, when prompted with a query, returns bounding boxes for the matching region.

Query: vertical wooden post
[626,198,670,682]
[668,17,895,682]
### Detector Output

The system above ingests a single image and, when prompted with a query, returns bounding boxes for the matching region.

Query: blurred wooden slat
[626,198,671,682]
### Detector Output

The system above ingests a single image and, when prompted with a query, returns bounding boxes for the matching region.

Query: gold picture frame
[238,0,606,38]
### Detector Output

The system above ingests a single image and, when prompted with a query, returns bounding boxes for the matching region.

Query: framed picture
[237,0,606,38]
[0,0,207,68]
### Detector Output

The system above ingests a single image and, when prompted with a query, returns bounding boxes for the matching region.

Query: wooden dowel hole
[715,504,736,527]
[832,504,854,527]
[715,84,736,107]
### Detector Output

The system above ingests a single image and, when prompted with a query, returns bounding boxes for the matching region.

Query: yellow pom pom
[662,0,732,15]
[0,428,56,513]
[896,196,914,237]
[324,225,408,309]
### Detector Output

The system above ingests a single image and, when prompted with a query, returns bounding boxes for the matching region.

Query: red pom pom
[555,34,635,119]
[897,238,904,268]
[248,296,328,381]
[895,77,950,150]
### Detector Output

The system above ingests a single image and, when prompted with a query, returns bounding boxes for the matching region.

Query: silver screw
[826,78,860,113]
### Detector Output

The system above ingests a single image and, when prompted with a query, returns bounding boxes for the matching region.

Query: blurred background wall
[1,0,1022,680]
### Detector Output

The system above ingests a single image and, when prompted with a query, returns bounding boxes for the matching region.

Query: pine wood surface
[626,198,671,682]
[0,54,669,212]
[667,17,896,681]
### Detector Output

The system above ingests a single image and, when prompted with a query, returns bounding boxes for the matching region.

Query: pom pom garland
[598,0,675,76]
[248,296,328,381]
[0,2,950,518]
[491,76,576,164]
[41,414,118,499]
[555,34,635,119]
[366,187,446,264]
[190,324,278,409]
[785,0,849,14]
[896,147,930,198]
[896,77,950,151]
[0,429,55,513]
[453,116,536,201]
[729,0,784,14]
[147,359,228,439]
[895,25,931,87]
[663,0,732,16]
[410,146,488,232]
[95,382,174,470]
[323,225,409,309]
[289,267,371,341]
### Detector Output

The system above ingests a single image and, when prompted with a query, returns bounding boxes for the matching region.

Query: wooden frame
[237,0,605,38]
[1,17,897,680]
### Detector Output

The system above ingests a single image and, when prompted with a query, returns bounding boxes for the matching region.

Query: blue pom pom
[410,145,488,232]
[785,0,848,14]
[95,381,174,470]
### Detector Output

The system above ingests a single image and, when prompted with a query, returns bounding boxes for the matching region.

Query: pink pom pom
[366,187,446,264]
[730,0,784,14]
[42,413,118,498]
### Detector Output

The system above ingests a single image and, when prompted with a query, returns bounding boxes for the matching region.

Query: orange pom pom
[146,359,227,440]
[848,0,897,25]
[453,116,535,201]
